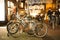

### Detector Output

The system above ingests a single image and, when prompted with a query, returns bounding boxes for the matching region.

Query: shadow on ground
[42,35,54,40]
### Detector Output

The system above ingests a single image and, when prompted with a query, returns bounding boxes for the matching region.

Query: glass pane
[0,0,5,21]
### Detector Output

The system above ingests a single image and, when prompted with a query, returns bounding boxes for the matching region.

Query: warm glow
[20,10,25,13]
[8,8,11,15]
[10,2,14,8]
[29,5,40,17]
[40,13,43,17]
[20,2,23,8]
[8,1,10,7]
[16,0,18,2]
[30,11,39,17]
[46,3,53,9]
[46,3,53,12]
[19,10,25,15]
[59,8,60,12]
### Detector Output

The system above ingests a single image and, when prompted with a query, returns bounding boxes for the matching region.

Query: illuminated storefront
[7,0,57,21]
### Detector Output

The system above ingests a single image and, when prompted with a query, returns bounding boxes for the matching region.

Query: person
[58,8,60,24]
[47,9,53,25]
[47,9,53,20]
[51,11,56,29]
[55,9,59,25]
[55,9,59,17]
[47,9,53,19]
[51,11,56,22]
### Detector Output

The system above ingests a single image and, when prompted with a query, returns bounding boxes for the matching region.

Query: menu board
[0,0,5,21]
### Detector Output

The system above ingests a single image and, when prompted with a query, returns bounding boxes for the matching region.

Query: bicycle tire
[34,23,48,37]
[7,21,19,34]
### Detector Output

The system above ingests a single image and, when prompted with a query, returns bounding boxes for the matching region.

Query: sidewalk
[0,26,60,40]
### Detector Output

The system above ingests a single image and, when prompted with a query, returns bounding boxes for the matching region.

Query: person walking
[55,9,59,25]
[47,9,53,25]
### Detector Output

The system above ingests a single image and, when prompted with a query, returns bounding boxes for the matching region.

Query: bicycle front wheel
[34,23,48,37]
[7,22,19,34]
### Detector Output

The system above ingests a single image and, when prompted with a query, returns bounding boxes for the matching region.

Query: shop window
[0,0,5,21]
[7,1,15,21]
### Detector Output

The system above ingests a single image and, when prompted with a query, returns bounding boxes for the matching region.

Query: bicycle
[7,15,37,37]
[7,14,48,38]
[34,13,48,37]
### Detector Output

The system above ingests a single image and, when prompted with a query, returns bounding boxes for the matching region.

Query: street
[0,25,60,40]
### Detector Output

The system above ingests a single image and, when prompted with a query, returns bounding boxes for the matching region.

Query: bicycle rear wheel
[27,21,36,36]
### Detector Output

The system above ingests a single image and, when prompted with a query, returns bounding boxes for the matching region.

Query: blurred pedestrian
[47,9,53,19]
[55,9,59,25]
[47,9,53,24]
[58,8,60,24]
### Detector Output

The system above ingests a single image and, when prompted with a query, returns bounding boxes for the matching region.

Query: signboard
[28,0,40,4]
[0,0,5,21]
[28,0,46,4]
